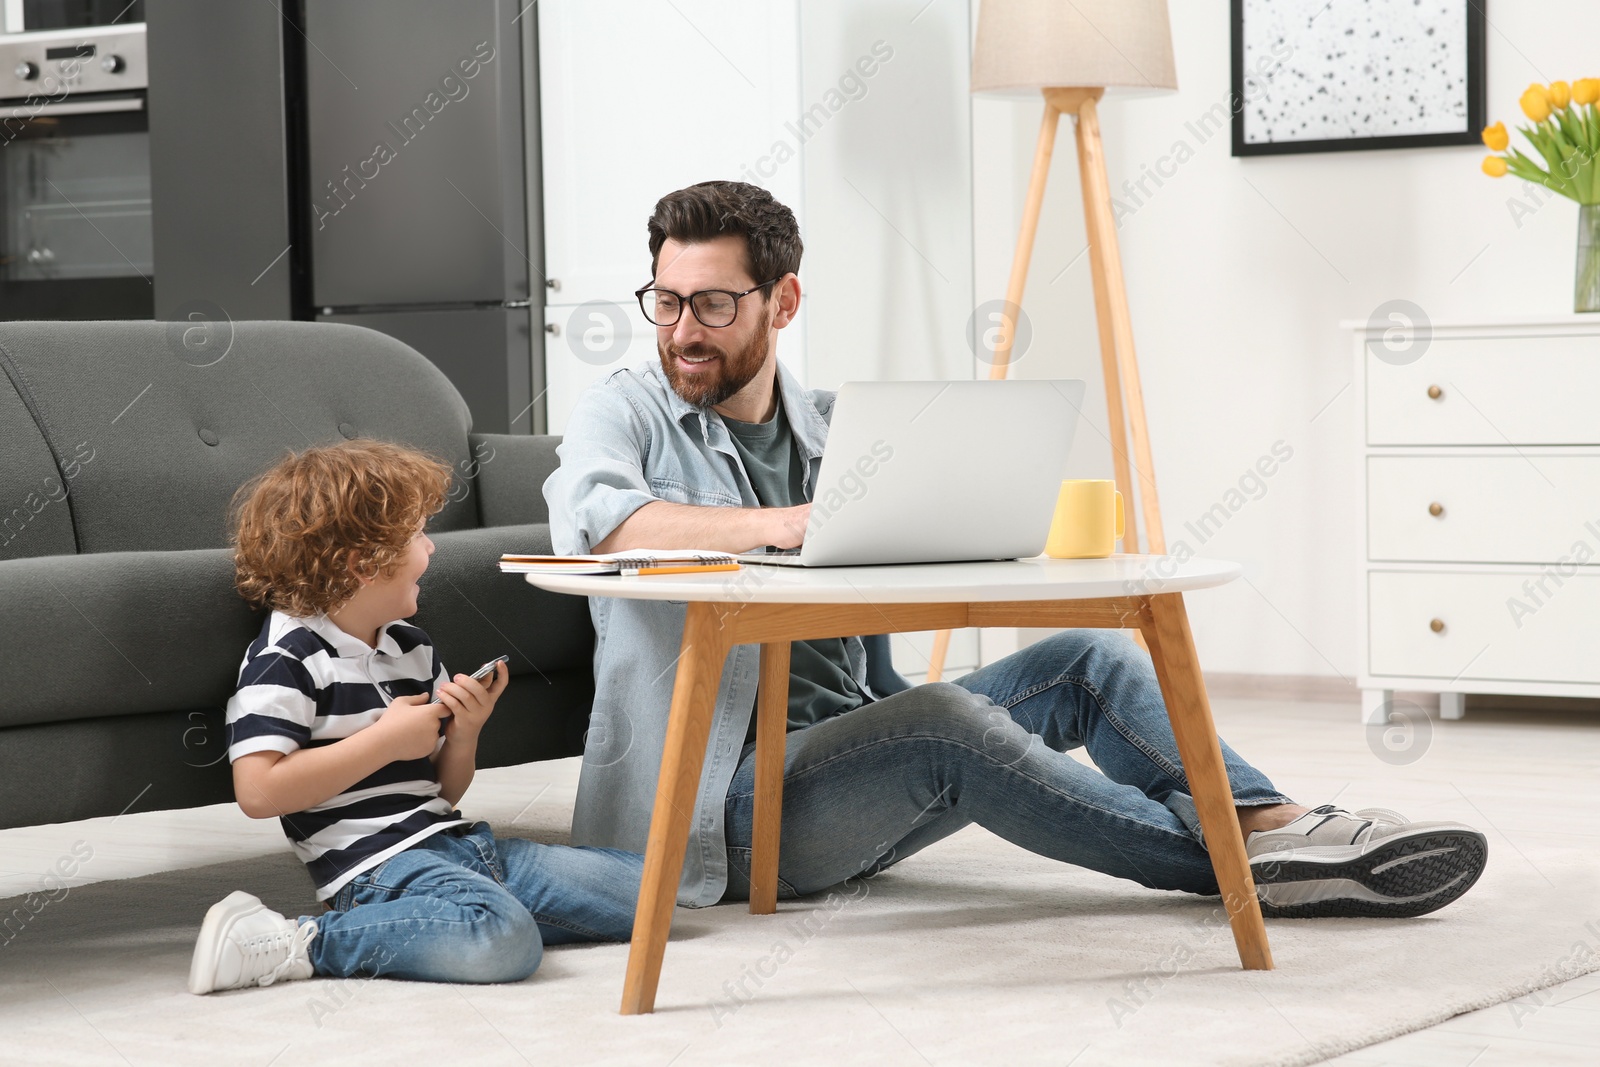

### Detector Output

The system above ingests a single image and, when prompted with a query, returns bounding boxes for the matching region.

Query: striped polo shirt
[225,610,465,899]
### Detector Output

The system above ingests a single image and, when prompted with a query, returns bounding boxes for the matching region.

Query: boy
[189,440,643,994]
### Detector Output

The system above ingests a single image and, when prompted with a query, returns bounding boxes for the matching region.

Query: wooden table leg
[620,602,733,1014]
[750,641,791,914]
[925,629,953,682]
[1140,592,1274,971]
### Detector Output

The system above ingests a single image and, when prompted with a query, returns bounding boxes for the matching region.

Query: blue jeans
[304,822,643,983]
[721,630,1293,901]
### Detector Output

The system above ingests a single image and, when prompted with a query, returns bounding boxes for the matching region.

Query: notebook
[497,549,738,576]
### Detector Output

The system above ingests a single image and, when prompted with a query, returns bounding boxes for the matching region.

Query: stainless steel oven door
[6,2,145,34]
[0,93,151,319]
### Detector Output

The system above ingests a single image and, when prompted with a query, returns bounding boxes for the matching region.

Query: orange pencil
[624,563,742,577]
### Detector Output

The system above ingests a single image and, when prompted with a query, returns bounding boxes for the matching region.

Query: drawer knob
[1428,502,1444,517]
[1429,618,1445,634]
[1426,385,1443,400]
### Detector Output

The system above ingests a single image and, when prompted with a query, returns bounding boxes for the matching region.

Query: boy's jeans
[306,823,643,982]
[722,631,1293,901]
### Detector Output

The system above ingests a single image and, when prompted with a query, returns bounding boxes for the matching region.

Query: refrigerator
[302,0,544,434]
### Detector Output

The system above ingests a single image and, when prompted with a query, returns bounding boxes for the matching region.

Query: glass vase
[1578,202,1600,313]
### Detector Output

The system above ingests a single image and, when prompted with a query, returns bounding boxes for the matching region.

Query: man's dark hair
[647,181,802,289]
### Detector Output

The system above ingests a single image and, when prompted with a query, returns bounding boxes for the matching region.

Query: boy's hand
[375,694,453,760]
[436,661,508,745]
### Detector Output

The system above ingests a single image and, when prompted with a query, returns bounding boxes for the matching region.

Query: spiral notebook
[497,549,739,576]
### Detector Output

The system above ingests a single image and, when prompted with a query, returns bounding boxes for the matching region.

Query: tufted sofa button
[338,422,357,439]
[198,428,219,447]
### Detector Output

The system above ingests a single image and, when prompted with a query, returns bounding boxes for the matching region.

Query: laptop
[737,379,1085,567]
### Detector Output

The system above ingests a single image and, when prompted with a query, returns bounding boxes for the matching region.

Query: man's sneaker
[188,891,318,994]
[1245,805,1487,918]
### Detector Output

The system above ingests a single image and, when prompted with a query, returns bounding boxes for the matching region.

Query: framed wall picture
[1231,0,1487,156]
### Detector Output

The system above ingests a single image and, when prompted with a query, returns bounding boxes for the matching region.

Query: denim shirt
[542,359,909,907]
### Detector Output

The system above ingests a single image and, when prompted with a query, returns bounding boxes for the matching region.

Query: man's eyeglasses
[635,278,782,329]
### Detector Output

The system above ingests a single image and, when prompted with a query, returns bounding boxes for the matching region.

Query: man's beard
[658,321,770,409]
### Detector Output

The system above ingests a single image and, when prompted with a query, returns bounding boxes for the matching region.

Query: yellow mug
[1044,480,1125,558]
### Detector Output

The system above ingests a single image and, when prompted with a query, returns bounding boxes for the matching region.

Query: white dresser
[1354,314,1600,723]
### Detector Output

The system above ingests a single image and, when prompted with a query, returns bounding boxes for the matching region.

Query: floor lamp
[927,0,1178,680]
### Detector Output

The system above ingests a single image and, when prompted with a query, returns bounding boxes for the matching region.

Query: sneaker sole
[1250,828,1488,919]
[188,890,263,995]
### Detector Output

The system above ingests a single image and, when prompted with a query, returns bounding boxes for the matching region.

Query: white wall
[799,0,974,390]
[537,0,805,433]
[799,0,980,681]
[971,0,1600,678]
[536,0,976,431]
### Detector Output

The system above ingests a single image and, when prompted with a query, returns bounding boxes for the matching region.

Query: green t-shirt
[722,395,869,747]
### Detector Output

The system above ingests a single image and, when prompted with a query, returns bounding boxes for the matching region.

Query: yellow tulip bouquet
[1481,80,1599,198]
[1481,80,1600,311]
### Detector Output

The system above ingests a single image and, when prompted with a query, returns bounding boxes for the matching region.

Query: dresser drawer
[1368,570,1600,683]
[1368,455,1600,563]
[1366,334,1600,445]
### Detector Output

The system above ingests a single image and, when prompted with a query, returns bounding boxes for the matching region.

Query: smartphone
[435,657,507,721]
[469,655,510,684]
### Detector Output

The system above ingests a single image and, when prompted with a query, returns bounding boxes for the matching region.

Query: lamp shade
[971,0,1177,96]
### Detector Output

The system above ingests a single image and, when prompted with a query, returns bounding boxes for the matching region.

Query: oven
[0,7,150,320]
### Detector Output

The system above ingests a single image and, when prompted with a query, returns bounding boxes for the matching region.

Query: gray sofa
[0,320,594,830]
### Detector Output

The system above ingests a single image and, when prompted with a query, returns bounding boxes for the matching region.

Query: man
[543,180,1487,919]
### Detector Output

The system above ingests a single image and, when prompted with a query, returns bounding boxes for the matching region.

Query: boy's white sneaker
[189,890,318,994]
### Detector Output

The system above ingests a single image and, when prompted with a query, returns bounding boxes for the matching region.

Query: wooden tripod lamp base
[926,86,1166,682]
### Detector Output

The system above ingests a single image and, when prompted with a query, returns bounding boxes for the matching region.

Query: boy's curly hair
[229,440,453,617]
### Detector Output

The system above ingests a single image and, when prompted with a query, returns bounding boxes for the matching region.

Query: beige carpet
[4,699,1598,1066]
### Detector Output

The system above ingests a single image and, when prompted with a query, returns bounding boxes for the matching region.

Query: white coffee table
[526,553,1269,1014]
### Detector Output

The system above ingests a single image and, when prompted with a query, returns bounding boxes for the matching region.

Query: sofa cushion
[0,369,77,560]
[0,667,597,830]
[0,320,479,555]
[468,432,560,527]
[0,547,256,729]
[0,522,591,730]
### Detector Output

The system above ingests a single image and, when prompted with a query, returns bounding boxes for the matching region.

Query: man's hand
[436,661,508,745]
[374,693,453,760]
[766,503,810,549]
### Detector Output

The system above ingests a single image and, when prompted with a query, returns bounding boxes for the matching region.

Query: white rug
[4,699,1598,1067]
